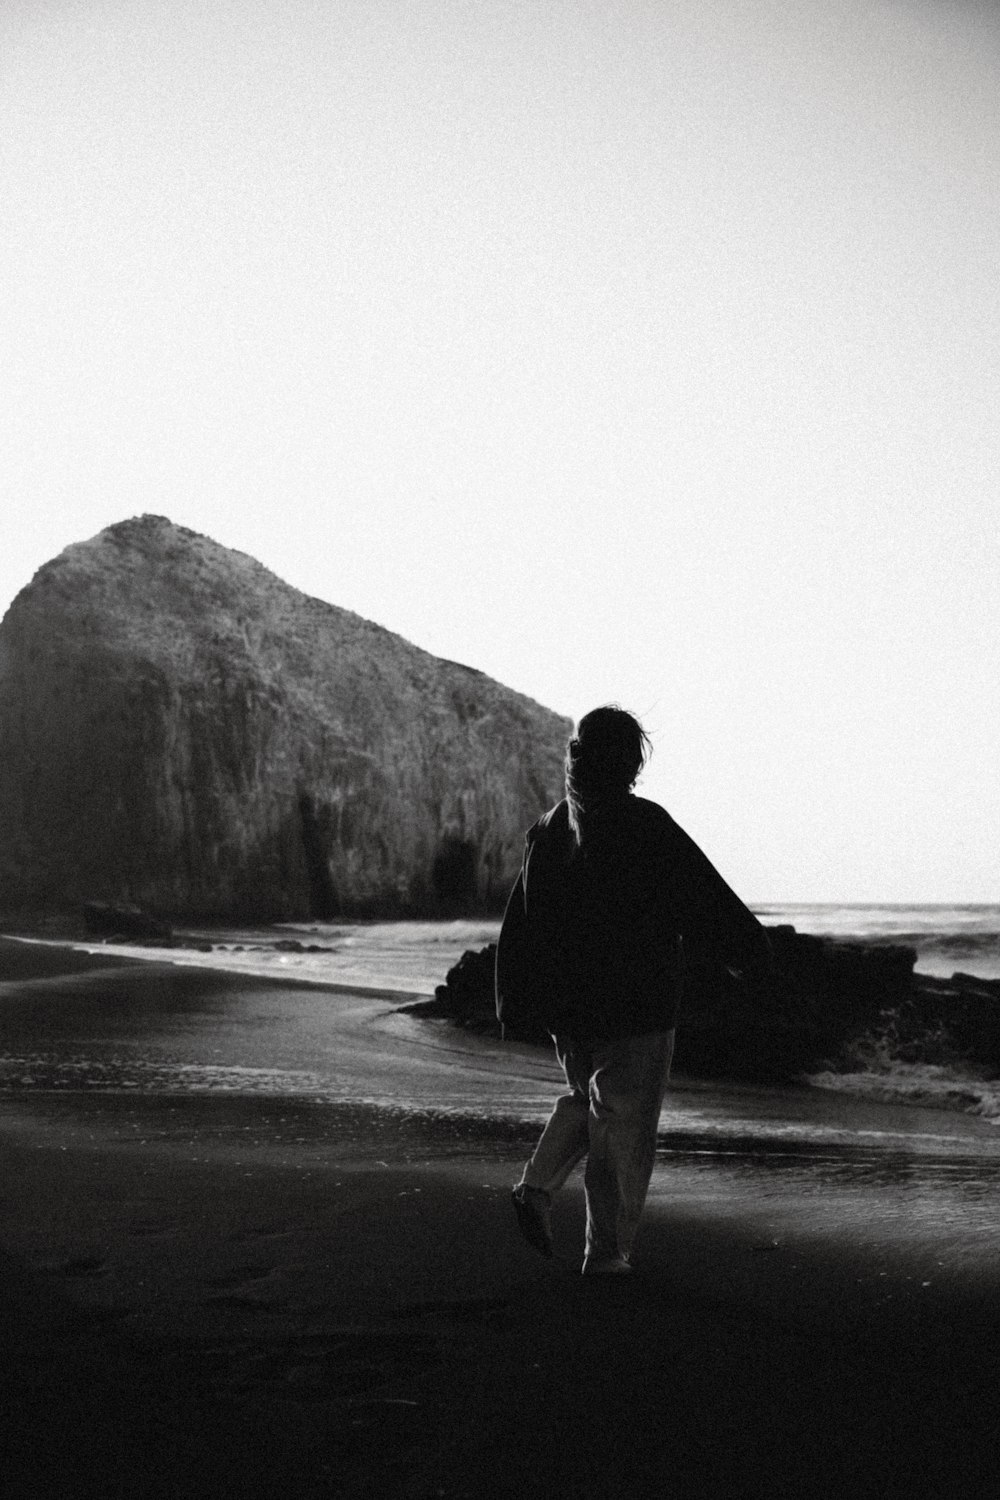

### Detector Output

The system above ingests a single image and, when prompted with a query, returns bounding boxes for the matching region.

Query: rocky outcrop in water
[417,928,1000,1083]
[82,901,174,942]
[0,516,571,920]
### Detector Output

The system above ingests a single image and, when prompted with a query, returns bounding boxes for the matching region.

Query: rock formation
[0,516,571,920]
[419,929,1000,1083]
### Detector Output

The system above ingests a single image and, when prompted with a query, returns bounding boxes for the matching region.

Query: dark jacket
[495,795,771,1041]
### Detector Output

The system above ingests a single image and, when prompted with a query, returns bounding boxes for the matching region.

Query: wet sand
[3,939,1000,1497]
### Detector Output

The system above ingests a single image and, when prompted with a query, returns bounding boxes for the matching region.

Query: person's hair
[565,705,652,843]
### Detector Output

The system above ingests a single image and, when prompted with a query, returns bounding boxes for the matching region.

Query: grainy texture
[0,515,570,919]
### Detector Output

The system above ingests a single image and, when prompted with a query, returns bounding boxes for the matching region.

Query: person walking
[496,706,771,1275]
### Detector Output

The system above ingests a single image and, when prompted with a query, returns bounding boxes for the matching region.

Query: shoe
[581,1254,632,1276]
[511,1184,553,1258]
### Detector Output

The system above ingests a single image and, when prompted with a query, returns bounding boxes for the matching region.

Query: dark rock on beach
[673,926,919,1079]
[867,970,1000,1074]
[423,926,1000,1082]
[0,516,570,921]
[82,901,174,942]
[424,941,529,1029]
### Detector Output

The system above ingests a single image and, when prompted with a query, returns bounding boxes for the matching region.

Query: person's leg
[582,1029,675,1270]
[519,1037,592,1196]
[511,1038,593,1256]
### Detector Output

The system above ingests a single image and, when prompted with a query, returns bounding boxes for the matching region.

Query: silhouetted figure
[496,706,771,1274]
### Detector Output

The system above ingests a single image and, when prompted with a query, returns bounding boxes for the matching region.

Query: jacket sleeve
[494,866,527,1036]
[661,820,772,988]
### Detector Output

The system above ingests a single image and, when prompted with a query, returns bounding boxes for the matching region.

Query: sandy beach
[3,933,1000,1498]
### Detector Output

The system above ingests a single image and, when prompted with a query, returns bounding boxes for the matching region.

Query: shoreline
[3,936,1000,1495]
[0,925,480,1001]
[5,929,1000,1128]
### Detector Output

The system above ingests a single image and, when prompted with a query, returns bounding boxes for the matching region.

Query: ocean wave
[283,919,502,948]
[808,1064,1000,1122]
[753,903,1000,980]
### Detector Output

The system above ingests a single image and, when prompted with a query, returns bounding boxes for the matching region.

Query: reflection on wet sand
[4,939,1000,1294]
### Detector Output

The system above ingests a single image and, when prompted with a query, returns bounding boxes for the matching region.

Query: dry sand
[2,938,1000,1498]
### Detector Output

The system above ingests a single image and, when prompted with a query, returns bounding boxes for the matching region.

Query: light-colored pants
[520,1028,675,1262]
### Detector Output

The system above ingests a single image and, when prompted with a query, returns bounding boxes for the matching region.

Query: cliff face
[0,516,571,919]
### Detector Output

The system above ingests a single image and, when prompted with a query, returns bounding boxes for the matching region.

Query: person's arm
[662,819,772,987]
[495,864,528,1037]
[495,829,552,1040]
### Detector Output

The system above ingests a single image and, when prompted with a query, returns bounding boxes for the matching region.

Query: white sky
[2,0,998,903]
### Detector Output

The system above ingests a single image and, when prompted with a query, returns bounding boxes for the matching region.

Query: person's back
[499,780,770,1045]
[516,794,686,1041]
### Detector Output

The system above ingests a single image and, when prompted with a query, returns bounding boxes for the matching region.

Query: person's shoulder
[526,799,570,845]
[627,796,684,850]
[629,795,677,830]
[630,794,671,821]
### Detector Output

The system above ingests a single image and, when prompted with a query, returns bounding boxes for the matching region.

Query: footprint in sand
[202,1264,283,1309]
[203,1264,276,1290]
[204,1294,280,1311]
[275,1330,440,1407]
[48,1255,109,1278]
[152,1326,439,1408]
[395,1297,508,1323]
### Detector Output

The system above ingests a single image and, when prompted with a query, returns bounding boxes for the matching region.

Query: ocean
[751,902,1000,980]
